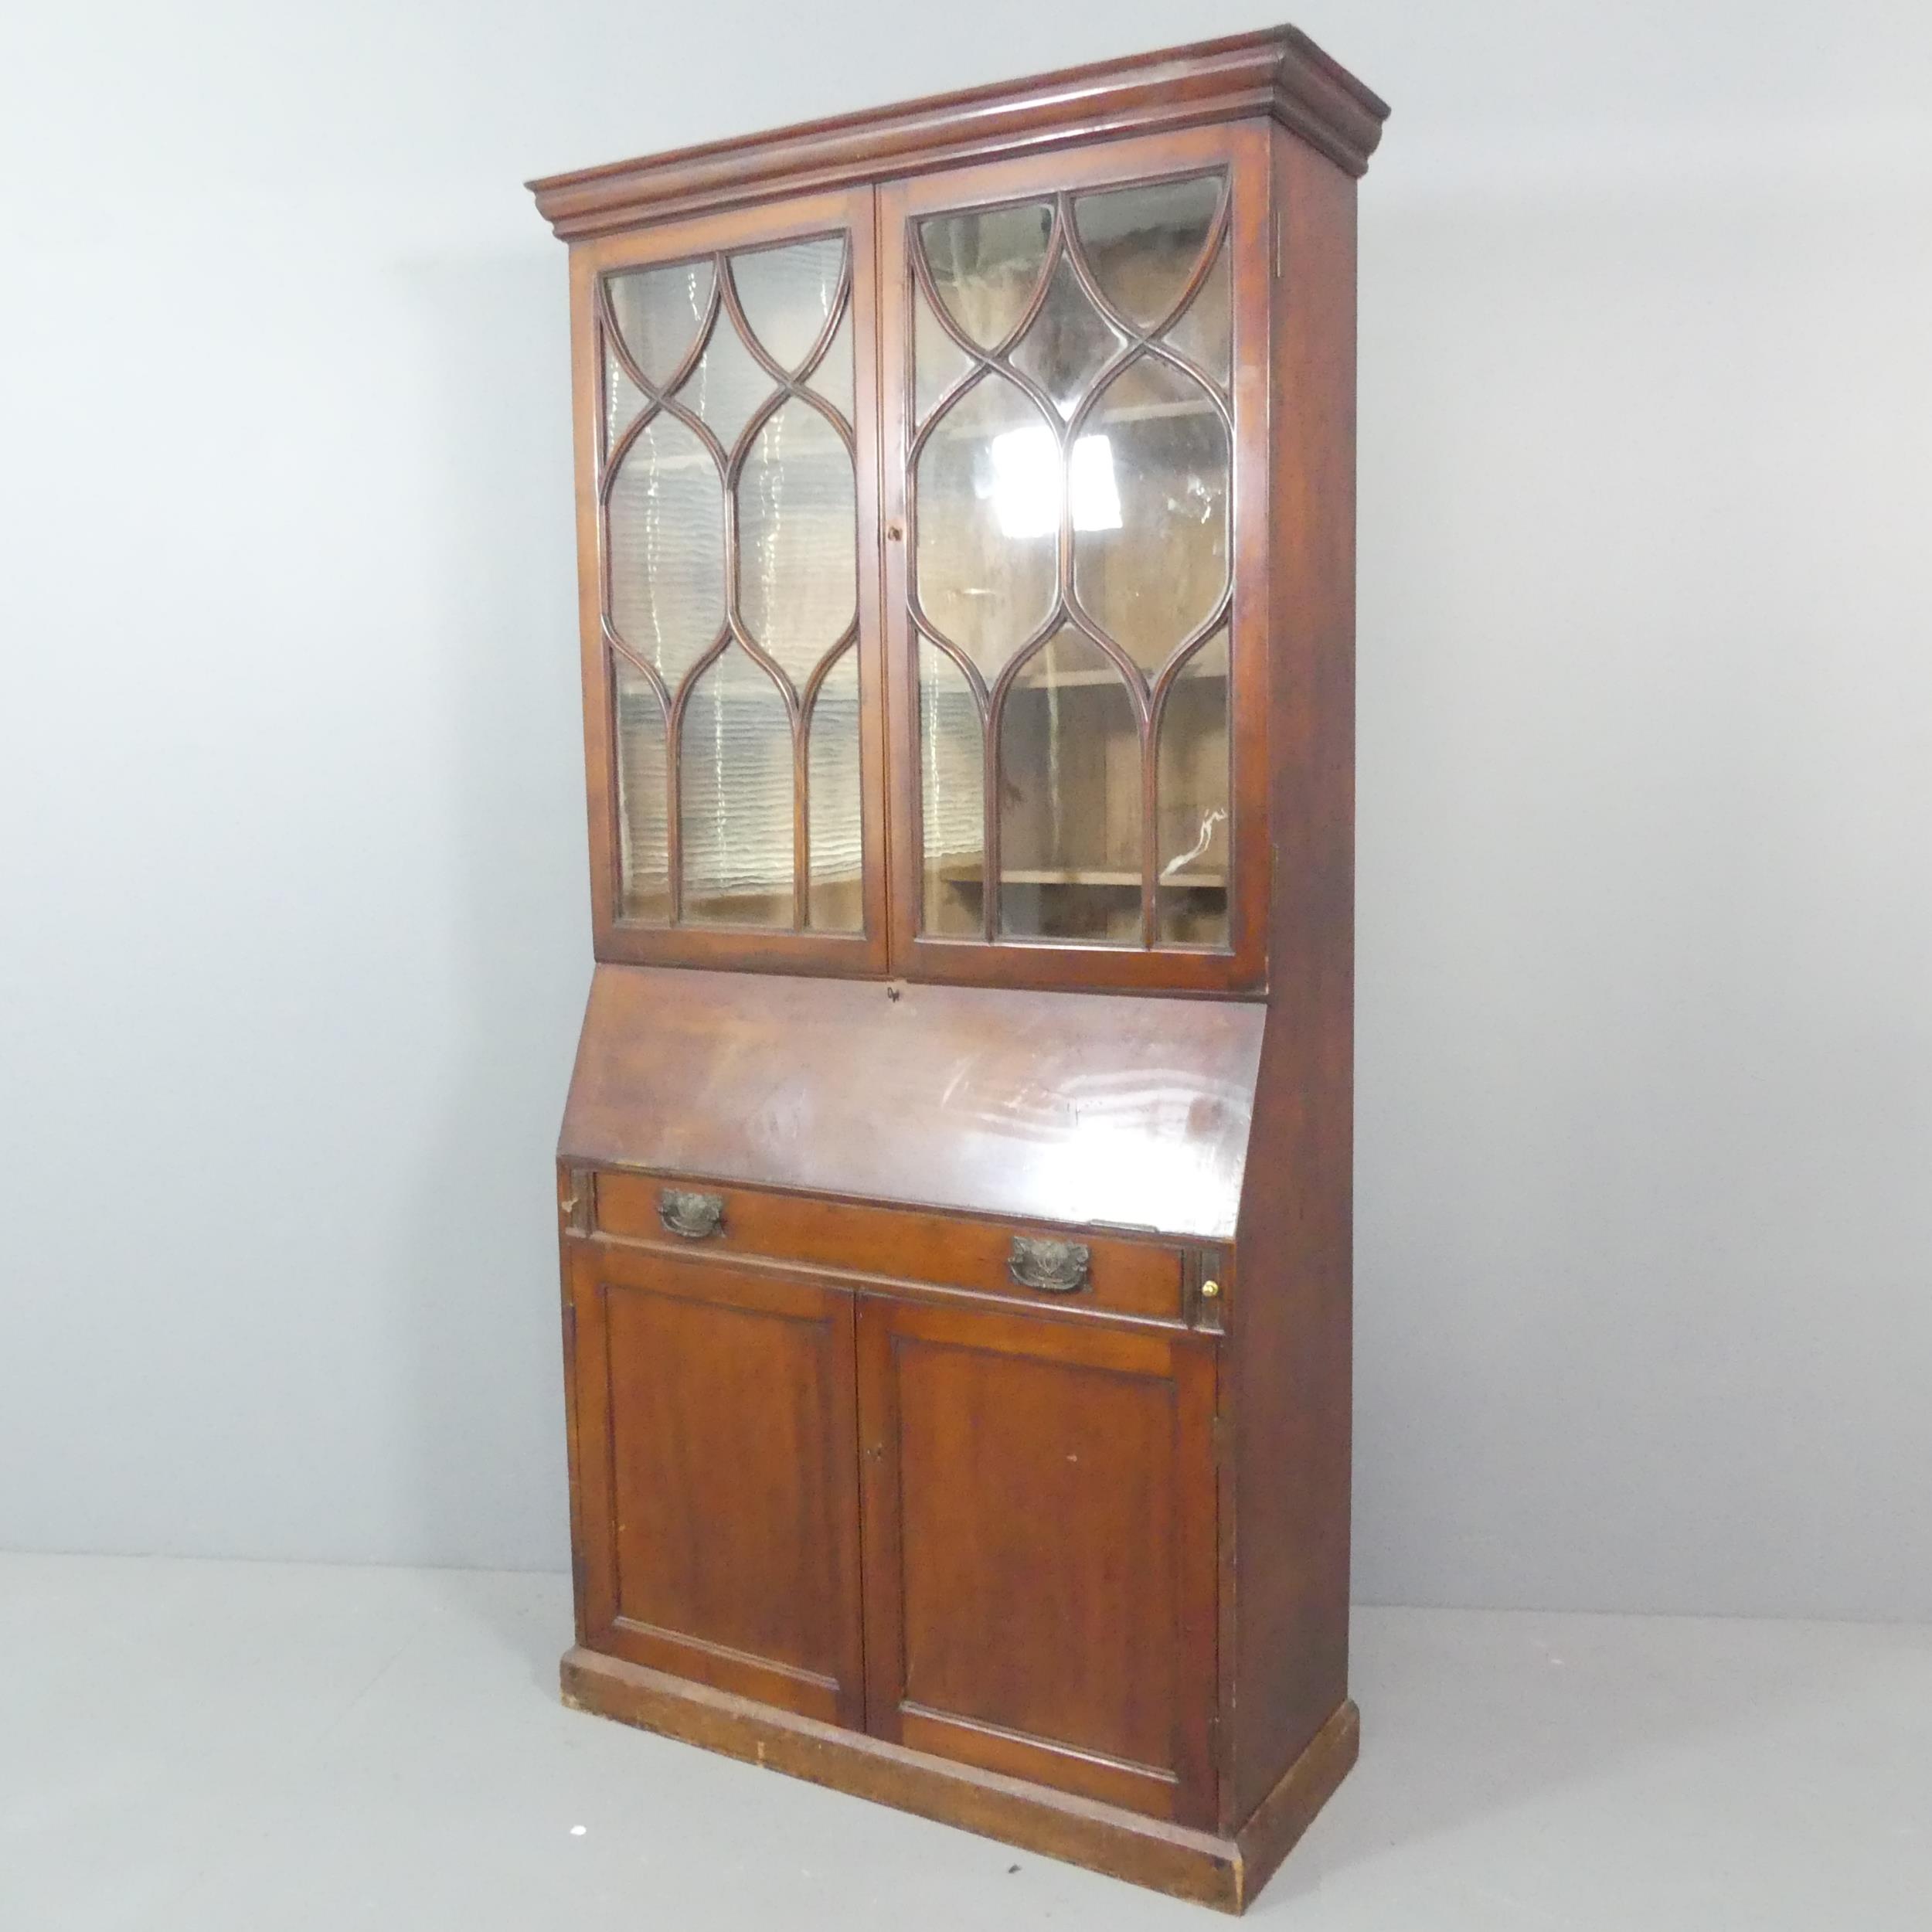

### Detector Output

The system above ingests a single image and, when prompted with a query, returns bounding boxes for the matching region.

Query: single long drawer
[583,1168,1185,1324]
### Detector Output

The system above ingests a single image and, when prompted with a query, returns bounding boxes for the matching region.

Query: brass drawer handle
[1007,1236,1090,1295]
[658,1189,725,1240]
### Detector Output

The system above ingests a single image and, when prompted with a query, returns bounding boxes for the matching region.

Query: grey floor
[2,1556,1927,1930]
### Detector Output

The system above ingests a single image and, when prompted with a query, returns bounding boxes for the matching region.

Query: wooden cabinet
[533,24,1386,1914]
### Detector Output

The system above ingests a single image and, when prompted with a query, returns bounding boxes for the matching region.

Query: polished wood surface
[563,1647,1359,1913]
[566,1241,865,1726]
[856,1297,1219,1825]
[560,963,1263,1242]
[536,26,1383,1910]
[529,26,1388,237]
[591,1168,1188,1323]
[1221,128,1359,1822]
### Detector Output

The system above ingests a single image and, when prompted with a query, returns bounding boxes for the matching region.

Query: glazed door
[855,1296,1220,1825]
[566,1241,866,1727]
[570,185,889,974]
[880,123,1272,992]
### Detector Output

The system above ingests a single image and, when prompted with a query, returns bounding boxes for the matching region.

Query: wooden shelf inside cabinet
[537,22,1383,1913]
[939,866,1226,890]
[1009,662,1229,692]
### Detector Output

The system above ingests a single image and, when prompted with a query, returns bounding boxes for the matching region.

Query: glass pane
[918,641,984,937]
[604,342,648,449]
[606,260,714,386]
[606,413,725,692]
[1161,236,1232,393]
[731,236,845,374]
[1072,173,1222,332]
[807,648,864,934]
[1010,253,1123,420]
[913,277,972,427]
[812,302,855,425]
[919,201,1053,350]
[913,372,1058,678]
[997,630,1140,945]
[680,648,794,927]
[1156,628,1230,947]
[672,309,774,453]
[736,396,855,689]
[1073,356,1230,676]
[613,660,670,923]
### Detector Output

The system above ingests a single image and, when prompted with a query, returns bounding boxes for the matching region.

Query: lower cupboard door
[855,1295,1220,1825]
[567,1242,866,1728]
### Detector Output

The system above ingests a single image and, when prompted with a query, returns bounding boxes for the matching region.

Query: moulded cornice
[528,26,1389,240]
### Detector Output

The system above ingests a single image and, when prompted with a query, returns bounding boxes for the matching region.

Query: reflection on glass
[997,630,1140,944]
[919,641,984,937]
[1156,628,1230,947]
[604,345,648,447]
[680,647,794,927]
[730,236,844,372]
[913,278,971,426]
[1010,254,1122,418]
[598,227,868,942]
[1161,237,1232,392]
[607,414,726,689]
[807,648,864,933]
[914,372,1057,677]
[920,202,1053,349]
[737,396,855,689]
[614,661,670,922]
[1072,173,1221,330]
[1073,356,1229,676]
[814,304,855,424]
[673,311,775,451]
[981,427,1121,539]
[904,174,1241,958]
[607,260,715,386]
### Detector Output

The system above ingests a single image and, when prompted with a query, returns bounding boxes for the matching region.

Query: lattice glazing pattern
[599,233,862,931]
[908,172,1235,950]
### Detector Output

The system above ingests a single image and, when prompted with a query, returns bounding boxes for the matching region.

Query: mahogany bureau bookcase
[527,26,1386,1913]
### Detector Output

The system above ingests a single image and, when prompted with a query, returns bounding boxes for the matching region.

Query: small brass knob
[1201,1279,1220,1300]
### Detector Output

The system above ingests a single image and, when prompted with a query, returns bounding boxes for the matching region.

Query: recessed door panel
[568,1243,865,1726]
[856,1296,1219,1824]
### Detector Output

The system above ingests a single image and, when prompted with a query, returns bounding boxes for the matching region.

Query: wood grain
[561,1647,1358,1912]
[1223,127,1361,1824]
[538,26,1383,1911]
[855,1296,1219,1825]
[592,1168,1187,1323]
[560,963,1263,1243]
[565,1242,866,1727]
[529,26,1388,237]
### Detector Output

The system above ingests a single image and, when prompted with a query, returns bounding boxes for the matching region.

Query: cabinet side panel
[1229,131,1359,1826]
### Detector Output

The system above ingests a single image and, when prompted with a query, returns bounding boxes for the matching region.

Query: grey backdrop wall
[2,2,1927,1619]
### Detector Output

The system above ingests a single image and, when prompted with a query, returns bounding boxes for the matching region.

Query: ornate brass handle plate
[1007,1236,1091,1294]
[658,1189,725,1240]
